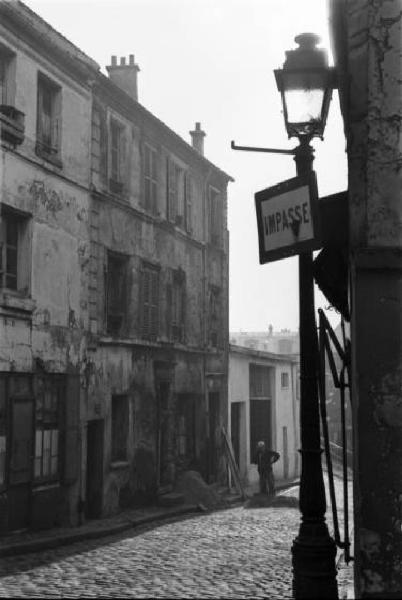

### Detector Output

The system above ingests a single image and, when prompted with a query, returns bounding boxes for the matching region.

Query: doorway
[230,402,241,468]
[86,419,104,519]
[8,396,34,531]
[249,398,272,457]
[208,392,220,483]
[156,381,170,487]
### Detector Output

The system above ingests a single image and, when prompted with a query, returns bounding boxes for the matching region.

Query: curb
[0,504,199,558]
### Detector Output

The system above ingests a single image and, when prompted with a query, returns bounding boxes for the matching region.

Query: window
[34,377,63,482]
[249,364,271,399]
[141,264,159,340]
[105,251,127,336]
[168,269,185,342]
[36,74,61,163]
[184,174,193,233]
[110,119,126,193]
[144,145,158,212]
[0,377,6,488]
[209,187,222,246]
[0,206,30,293]
[0,49,12,105]
[281,372,290,389]
[167,158,185,225]
[209,286,221,347]
[111,395,128,462]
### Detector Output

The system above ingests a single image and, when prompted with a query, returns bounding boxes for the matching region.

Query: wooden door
[249,399,271,458]
[8,397,34,530]
[86,419,104,519]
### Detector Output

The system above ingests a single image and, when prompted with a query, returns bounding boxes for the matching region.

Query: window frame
[36,72,62,165]
[144,144,158,213]
[0,205,31,295]
[281,371,290,389]
[109,117,126,193]
[105,250,128,337]
[0,45,15,106]
[34,375,64,484]
[209,186,222,247]
[140,262,160,340]
[209,285,221,348]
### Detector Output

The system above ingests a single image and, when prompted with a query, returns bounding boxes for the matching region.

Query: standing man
[253,440,280,496]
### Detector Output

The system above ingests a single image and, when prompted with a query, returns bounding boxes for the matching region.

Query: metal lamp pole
[292,136,338,599]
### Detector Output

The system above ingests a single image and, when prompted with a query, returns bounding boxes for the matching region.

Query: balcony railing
[0,105,25,146]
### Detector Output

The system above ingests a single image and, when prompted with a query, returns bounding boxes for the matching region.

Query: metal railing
[317,309,353,564]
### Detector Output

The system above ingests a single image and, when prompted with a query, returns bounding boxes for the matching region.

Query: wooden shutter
[185,174,192,233]
[166,270,173,340]
[36,81,44,142]
[150,269,159,339]
[167,158,176,223]
[63,374,80,485]
[151,148,158,214]
[141,268,151,337]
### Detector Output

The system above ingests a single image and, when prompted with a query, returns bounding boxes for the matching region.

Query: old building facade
[330,0,402,596]
[228,344,300,488]
[0,1,231,533]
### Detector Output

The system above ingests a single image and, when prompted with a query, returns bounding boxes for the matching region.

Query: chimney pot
[106,53,140,102]
[189,122,206,156]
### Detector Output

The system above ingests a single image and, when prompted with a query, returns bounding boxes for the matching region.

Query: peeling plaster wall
[342,1,402,596]
[0,16,92,530]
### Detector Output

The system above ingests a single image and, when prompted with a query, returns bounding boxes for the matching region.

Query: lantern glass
[281,69,330,137]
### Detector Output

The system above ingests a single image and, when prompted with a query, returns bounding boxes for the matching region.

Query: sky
[26,0,348,333]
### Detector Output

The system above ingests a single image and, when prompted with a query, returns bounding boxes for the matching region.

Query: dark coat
[253,448,280,474]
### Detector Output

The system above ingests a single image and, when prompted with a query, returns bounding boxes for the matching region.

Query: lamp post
[275,33,338,599]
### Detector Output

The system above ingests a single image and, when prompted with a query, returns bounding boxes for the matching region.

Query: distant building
[228,344,300,488]
[0,1,232,533]
[230,326,299,355]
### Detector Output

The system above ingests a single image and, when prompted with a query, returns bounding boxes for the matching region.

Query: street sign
[255,172,320,264]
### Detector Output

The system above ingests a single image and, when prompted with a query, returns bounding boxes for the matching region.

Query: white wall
[228,349,300,488]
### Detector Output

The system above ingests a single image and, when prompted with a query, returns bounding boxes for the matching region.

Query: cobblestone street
[0,477,352,599]
[0,502,300,598]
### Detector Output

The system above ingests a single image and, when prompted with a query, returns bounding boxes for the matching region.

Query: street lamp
[275,33,338,599]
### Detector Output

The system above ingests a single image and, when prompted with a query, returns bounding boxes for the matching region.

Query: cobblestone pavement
[0,477,353,598]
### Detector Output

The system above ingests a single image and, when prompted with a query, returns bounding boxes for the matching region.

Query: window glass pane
[34,457,41,479]
[0,435,6,486]
[35,430,43,458]
[43,430,51,476]
[51,456,58,476]
[51,429,58,456]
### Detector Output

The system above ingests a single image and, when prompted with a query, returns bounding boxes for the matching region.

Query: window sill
[0,291,36,314]
[33,481,60,492]
[35,143,63,169]
[110,460,129,470]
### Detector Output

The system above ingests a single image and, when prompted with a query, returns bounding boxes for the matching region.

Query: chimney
[106,54,140,101]
[189,122,206,155]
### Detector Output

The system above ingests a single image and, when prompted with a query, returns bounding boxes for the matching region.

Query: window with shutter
[105,251,128,336]
[170,269,185,342]
[185,174,193,233]
[209,187,222,247]
[141,264,159,340]
[144,145,158,213]
[36,73,62,165]
[109,119,126,194]
[209,286,221,347]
